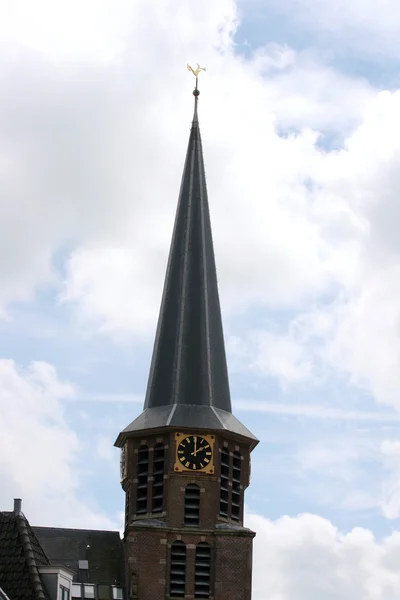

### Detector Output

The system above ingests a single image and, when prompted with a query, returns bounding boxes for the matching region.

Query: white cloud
[231,329,316,387]
[249,512,400,600]
[0,0,375,326]
[1,0,400,523]
[0,0,396,414]
[0,359,117,528]
[0,0,389,409]
[0,0,139,61]
[248,261,400,409]
[236,89,400,408]
[62,244,170,339]
[251,43,374,132]
[95,434,115,461]
[235,399,400,421]
[380,441,400,520]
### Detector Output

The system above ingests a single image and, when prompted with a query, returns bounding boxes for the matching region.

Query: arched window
[135,445,149,514]
[169,541,186,598]
[231,451,242,521]
[152,443,165,513]
[195,542,211,599]
[184,484,200,527]
[219,449,230,518]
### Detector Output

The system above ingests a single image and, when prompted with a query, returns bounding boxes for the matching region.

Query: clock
[174,433,215,474]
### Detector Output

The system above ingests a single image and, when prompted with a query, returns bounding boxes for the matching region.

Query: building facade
[0,498,125,600]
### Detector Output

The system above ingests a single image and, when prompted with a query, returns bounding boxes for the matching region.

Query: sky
[1,0,400,597]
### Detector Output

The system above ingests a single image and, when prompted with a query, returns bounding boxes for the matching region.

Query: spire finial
[187,63,206,119]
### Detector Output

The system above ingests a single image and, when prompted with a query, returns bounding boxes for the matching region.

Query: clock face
[177,435,213,471]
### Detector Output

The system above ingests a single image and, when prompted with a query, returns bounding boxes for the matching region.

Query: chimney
[14,498,22,514]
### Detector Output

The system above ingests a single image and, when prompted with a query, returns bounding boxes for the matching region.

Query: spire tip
[187,63,205,121]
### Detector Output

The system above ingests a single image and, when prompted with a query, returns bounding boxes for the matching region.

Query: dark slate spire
[116,74,257,445]
[144,80,231,414]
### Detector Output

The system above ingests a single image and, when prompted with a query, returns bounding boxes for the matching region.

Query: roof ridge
[0,588,11,600]
[33,525,120,534]
[16,514,47,600]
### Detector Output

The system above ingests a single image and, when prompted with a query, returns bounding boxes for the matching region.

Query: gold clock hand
[191,445,208,456]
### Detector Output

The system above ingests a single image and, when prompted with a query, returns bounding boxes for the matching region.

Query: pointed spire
[115,69,257,445]
[144,68,231,414]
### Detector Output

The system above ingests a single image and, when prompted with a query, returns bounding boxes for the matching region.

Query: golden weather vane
[187,63,206,116]
[187,63,206,78]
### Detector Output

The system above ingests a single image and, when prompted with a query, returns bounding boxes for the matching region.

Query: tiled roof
[33,527,125,586]
[0,512,50,600]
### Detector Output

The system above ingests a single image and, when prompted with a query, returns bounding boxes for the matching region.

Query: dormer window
[71,586,124,600]
[111,587,123,600]
[60,587,70,600]
[83,585,95,599]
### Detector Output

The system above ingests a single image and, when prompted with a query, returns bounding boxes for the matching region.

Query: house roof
[0,587,12,600]
[32,527,125,586]
[0,511,50,600]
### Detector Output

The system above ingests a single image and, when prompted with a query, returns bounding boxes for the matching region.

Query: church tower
[115,73,258,600]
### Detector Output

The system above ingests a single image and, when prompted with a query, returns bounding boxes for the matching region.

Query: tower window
[60,587,70,600]
[169,541,186,598]
[120,444,127,481]
[219,449,230,518]
[136,445,149,514]
[184,483,200,527]
[231,451,242,520]
[125,487,130,530]
[195,542,211,599]
[152,443,165,513]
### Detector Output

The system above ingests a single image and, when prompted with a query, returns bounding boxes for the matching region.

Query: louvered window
[219,449,230,517]
[125,487,130,529]
[136,445,149,514]
[195,543,211,599]
[231,451,242,520]
[184,484,200,527]
[152,443,165,513]
[169,541,186,598]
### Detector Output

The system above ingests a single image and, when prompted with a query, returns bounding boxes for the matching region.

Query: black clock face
[177,435,213,471]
